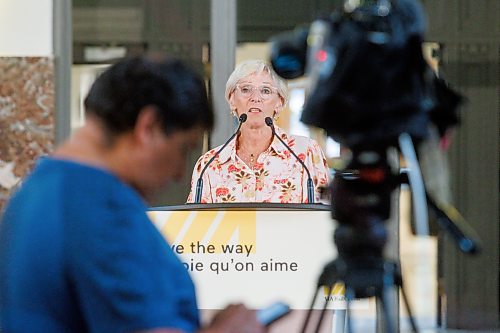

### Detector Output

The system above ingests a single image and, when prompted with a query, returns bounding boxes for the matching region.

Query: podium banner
[148,207,367,310]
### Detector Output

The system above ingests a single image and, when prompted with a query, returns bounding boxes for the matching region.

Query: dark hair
[84,56,213,135]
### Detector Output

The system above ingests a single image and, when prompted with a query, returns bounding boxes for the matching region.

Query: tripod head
[331,148,395,259]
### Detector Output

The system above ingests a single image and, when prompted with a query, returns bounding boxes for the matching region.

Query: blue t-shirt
[0,158,199,333]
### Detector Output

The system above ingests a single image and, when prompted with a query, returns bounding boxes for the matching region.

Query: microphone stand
[265,117,315,203]
[194,114,247,203]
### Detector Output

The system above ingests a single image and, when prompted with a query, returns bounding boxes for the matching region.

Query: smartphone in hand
[256,301,291,326]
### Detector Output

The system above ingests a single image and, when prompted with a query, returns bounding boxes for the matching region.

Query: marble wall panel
[0,57,55,212]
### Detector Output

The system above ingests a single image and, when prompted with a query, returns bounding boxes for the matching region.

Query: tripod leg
[314,285,333,333]
[301,286,321,333]
[400,286,419,333]
[345,288,355,333]
[378,287,398,333]
[332,309,347,333]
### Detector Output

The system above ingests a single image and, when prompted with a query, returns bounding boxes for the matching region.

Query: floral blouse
[187,126,330,203]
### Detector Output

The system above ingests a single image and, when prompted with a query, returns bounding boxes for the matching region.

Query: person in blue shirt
[0,56,265,333]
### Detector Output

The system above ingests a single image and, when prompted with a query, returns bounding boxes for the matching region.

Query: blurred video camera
[270,0,461,150]
[269,0,469,258]
[269,3,476,331]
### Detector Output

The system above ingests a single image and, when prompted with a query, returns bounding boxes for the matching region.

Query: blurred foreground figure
[0,56,265,333]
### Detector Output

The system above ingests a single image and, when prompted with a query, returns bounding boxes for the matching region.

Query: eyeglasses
[235,84,277,100]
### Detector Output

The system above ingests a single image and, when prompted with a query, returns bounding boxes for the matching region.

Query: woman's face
[229,72,283,128]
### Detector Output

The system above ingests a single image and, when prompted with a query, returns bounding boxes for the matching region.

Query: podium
[148,203,338,310]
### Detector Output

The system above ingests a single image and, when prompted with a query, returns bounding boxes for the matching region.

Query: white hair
[225,60,289,107]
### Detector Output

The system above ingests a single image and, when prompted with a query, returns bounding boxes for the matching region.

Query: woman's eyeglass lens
[236,85,276,100]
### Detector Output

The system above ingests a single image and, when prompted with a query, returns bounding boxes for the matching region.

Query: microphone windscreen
[265,117,274,127]
[239,113,248,123]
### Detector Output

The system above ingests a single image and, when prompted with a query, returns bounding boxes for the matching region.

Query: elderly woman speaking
[187,60,330,203]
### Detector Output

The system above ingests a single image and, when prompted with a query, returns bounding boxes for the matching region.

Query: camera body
[270,0,430,150]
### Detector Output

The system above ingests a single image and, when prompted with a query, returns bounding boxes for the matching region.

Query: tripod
[300,142,480,333]
[301,148,419,333]
[301,255,418,333]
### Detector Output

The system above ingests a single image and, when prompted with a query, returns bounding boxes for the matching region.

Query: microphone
[194,113,247,203]
[265,117,315,203]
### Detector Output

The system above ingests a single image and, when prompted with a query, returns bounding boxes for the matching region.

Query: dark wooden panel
[237,0,339,42]
[422,0,499,329]
[439,41,499,332]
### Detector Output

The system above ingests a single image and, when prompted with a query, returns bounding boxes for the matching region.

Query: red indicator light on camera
[316,50,328,62]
